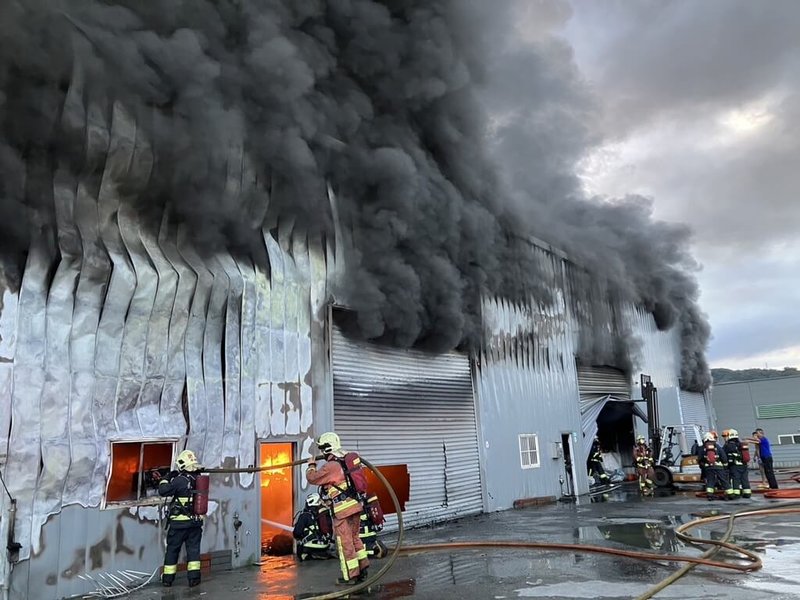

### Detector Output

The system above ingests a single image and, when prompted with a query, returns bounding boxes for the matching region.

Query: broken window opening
[105,440,175,506]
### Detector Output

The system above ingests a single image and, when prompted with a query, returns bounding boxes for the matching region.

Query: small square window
[518,434,540,469]
[105,441,175,506]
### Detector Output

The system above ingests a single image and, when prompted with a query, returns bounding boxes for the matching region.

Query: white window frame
[777,434,800,445]
[518,434,541,469]
[103,439,178,509]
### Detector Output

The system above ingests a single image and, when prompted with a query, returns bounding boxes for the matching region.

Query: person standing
[157,450,204,588]
[306,432,369,586]
[722,429,751,499]
[697,432,728,500]
[754,429,779,489]
[634,435,655,497]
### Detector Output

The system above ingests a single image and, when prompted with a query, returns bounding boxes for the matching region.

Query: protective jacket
[306,458,362,519]
[159,471,202,528]
[634,444,654,468]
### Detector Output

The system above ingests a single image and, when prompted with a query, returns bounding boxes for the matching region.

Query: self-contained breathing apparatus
[702,439,719,468]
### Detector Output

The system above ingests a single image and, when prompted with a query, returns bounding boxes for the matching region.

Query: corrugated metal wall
[678,390,710,431]
[712,376,800,467]
[474,248,586,511]
[0,83,333,599]
[331,323,483,527]
[625,306,682,431]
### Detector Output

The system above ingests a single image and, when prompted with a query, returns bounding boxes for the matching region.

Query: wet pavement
[115,484,800,600]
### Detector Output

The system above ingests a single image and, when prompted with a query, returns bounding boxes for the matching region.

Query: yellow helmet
[316,432,345,457]
[176,449,201,472]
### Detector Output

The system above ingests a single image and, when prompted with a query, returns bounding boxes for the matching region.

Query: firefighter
[634,435,655,497]
[722,429,752,500]
[306,432,370,586]
[696,432,728,501]
[587,436,610,486]
[157,449,203,587]
[293,493,334,560]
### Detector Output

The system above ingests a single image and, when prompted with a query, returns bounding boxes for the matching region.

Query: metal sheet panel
[91,102,138,505]
[177,228,212,458]
[203,255,229,467]
[139,209,177,440]
[576,366,631,401]
[159,218,196,438]
[332,324,482,527]
[7,237,54,561]
[679,390,710,431]
[476,258,586,511]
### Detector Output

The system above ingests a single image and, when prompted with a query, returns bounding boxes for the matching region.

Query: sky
[527,0,800,370]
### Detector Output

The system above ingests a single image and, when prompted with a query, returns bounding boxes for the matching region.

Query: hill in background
[712,367,799,384]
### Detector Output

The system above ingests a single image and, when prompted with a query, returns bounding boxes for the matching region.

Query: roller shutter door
[332,325,483,529]
[679,390,710,431]
[576,366,631,401]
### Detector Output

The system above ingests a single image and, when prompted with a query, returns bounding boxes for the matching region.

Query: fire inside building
[0,4,715,600]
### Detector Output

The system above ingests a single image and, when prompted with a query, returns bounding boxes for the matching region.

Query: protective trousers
[162,526,202,585]
[334,512,369,581]
[728,464,752,498]
[637,467,655,496]
[704,467,727,498]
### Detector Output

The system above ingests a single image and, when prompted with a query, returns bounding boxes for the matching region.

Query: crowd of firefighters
[589,427,779,501]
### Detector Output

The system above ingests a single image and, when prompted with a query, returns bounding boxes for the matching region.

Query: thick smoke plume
[0,0,710,389]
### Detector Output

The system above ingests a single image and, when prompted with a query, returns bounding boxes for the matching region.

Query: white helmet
[702,432,715,443]
[176,449,201,472]
[306,493,322,507]
[727,428,739,439]
[636,435,646,444]
[316,432,345,457]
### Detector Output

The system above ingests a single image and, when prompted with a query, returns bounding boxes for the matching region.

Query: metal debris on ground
[79,568,158,598]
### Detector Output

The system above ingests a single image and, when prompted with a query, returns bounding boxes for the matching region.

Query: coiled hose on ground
[206,460,800,600]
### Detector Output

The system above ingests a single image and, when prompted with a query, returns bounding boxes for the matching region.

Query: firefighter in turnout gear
[722,429,752,499]
[292,493,335,561]
[696,432,729,500]
[587,436,610,486]
[157,450,203,587]
[634,435,655,497]
[306,432,370,586]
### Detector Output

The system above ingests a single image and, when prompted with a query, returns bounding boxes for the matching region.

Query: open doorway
[561,433,577,497]
[596,404,636,478]
[259,442,294,556]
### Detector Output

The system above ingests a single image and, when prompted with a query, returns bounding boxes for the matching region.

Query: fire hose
[204,459,800,600]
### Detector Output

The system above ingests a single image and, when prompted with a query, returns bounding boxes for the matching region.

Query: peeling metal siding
[1,86,326,599]
[475,250,586,511]
[625,306,682,427]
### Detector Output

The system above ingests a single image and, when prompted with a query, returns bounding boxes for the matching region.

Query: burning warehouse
[0,2,711,599]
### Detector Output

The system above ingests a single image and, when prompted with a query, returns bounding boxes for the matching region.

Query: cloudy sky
[520,0,800,370]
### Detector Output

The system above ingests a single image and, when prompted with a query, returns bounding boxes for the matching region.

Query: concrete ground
[116,484,800,600]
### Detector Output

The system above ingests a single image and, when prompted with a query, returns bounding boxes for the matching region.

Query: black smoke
[0,0,710,389]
